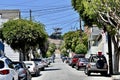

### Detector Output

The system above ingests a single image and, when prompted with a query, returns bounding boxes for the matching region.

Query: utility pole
[79,13,82,41]
[30,9,32,21]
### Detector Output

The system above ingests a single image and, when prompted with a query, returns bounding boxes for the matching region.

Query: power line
[44,17,78,26]
[21,6,72,13]
[40,13,75,21]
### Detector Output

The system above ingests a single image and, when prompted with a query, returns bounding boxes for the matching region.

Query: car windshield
[73,54,85,58]
[0,61,4,68]
[79,58,88,62]
[90,55,107,63]
[13,63,23,68]
[91,56,99,62]
[25,63,33,66]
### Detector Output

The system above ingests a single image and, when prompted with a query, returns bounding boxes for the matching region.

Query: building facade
[0,9,20,61]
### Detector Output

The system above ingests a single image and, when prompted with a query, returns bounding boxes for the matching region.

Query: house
[85,25,103,58]
[85,25,109,71]
[0,9,21,61]
[85,25,120,73]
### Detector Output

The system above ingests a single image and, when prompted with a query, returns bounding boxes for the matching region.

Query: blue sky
[0,0,83,35]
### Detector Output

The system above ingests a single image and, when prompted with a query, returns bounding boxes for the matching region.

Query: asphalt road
[32,54,112,80]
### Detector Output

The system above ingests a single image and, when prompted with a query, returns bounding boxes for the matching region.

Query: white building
[86,25,120,73]
[0,10,20,61]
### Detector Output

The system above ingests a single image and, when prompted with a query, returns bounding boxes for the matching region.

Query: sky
[0,0,83,35]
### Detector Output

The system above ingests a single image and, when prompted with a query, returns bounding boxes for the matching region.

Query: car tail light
[0,69,9,75]
[79,62,81,66]
[81,63,83,65]
[87,64,91,68]
[33,67,36,71]
[104,63,108,68]
[72,58,78,62]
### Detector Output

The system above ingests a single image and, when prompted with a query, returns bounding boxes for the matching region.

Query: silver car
[24,61,40,77]
[31,59,45,71]
[13,61,32,80]
[85,54,108,76]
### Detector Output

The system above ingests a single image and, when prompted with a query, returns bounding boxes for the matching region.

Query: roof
[0,9,20,19]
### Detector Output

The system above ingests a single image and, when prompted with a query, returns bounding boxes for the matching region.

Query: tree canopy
[62,30,88,54]
[0,19,48,60]
[71,0,120,73]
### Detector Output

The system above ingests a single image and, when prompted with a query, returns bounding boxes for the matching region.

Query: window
[5,58,14,69]
[0,61,4,68]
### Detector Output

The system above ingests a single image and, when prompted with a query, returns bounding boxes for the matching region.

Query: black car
[13,61,32,80]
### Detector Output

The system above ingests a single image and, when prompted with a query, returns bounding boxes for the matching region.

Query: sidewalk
[112,75,120,80]
[112,73,120,80]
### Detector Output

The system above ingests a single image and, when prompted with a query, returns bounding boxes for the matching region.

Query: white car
[24,61,39,76]
[0,56,18,80]
[31,59,45,71]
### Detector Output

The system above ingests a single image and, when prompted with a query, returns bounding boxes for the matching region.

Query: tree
[62,30,88,54]
[46,43,56,57]
[71,0,97,26]
[0,19,48,61]
[71,0,120,73]
[63,31,79,51]
[75,43,87,54]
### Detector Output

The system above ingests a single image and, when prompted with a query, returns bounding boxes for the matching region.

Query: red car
[70,54,85,68]
[75,58,88,70]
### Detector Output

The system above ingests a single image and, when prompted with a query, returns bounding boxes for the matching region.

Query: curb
[112,75,120,80]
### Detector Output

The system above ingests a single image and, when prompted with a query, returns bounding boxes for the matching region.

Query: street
[32,54,112,80]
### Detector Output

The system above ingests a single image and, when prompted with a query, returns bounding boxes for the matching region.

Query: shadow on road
[44,68,61,71]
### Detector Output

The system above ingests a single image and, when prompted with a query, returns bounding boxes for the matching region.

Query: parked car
[31,58,45,71]
[47,57,52,65]
[84,54,108,76]
[13,61,32,80]
[63,57,71,64]
[70,54,85,68]
[61,56,67,63]
[42,58,49,67]
[75,58,88,70]
[24,61,39,76]
[0,55,18,80]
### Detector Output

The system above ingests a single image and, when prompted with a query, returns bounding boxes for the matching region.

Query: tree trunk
[19,52,24,61]
[112,36,120,74]
[113,48,119,73]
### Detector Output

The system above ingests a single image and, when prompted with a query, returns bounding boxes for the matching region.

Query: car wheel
[76,66,79,70]
[35,71,38,77]
[84,68,90,76]
[72,65,74,68]
[42,67,44,71]
[87,71,90,76]
[84,68,88,74]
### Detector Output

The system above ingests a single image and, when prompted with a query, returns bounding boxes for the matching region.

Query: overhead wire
[40,13,75,21]
[44,17,78,25]
[0,1,79,34]
[21,7,73,19]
